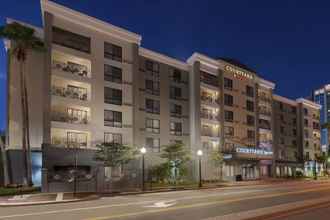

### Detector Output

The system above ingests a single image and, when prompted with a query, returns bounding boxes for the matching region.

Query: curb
[0,194,100,207]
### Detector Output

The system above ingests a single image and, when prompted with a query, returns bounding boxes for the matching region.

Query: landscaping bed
[0,186,40,197]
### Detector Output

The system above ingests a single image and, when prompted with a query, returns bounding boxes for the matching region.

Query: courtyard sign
[236,147,273,156]
[225,65,254,80]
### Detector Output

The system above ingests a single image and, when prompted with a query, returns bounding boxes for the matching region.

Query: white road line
[0,200,157,219]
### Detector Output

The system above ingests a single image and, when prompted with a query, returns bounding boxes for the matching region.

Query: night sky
[1,0,330,131]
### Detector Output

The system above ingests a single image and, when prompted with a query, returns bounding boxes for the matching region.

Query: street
[1,180,330,220]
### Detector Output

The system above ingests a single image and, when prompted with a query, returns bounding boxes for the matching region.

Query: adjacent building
[2,0,323,189]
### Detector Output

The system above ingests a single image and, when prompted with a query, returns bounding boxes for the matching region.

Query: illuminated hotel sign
[225,65,254,80]
[236,147,273,156]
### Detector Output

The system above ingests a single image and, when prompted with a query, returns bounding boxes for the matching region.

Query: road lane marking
[144,200,177,208]
[2,184,330,219]
[85,185,330,220]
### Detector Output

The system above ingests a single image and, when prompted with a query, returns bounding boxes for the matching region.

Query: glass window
[247,115,255,126]
[246,100,254,112]
[145,79,160,95]
[67,108,88,124]
[146,118,160,133]
[224,94,233,106]
[246,85,254,97]
[104,42,122,62]
[247,130,255,139]
[104,87,122,105]
[146,137,160,153]
[145,60,160,73]
[52,26,91,53]
[104,64,122,83]
[170,103,182,117]
[104,110,122,127]
[225,111,234,122]
[145,99,160,114]
[224,126,234,136]
[104,133,122,144]
[170,122,182,136]
[170,86,182,100]
[200,71,218,87]
[224,78,233,90]
[67,132,87,148]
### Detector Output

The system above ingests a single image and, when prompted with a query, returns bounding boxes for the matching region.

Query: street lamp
[197,150,203,188]
[140,147,147,191]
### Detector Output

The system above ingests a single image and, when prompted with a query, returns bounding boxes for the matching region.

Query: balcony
[201,112,220,121]
[259,108,272,116]
[52,60,90,78]
[258,95,272,103]
[201,127,219,138]
[51,85,88,101]
[51,109,88,125]
[201,95,220,106]
[51,137,88,148]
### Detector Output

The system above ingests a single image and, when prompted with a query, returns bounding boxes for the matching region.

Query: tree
[210,150,224,181]
[94,143,137,177]
[0,22,45,186]
[0,130,9,186]
[159,142,190,183]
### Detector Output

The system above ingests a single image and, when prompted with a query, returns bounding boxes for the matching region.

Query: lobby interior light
[140,147,147,154]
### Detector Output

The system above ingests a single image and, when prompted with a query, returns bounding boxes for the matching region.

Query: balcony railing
[201,95,220,105]
[51,85,88,101]
[51,111,88,124]
[52,60,90,78]
[51,137,88,148]
[258,95,272,103]
[259,109,272,116]
[201,112,220,121]
[201,130,219,137]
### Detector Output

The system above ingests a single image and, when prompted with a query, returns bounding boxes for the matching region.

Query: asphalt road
[1,180,330,220]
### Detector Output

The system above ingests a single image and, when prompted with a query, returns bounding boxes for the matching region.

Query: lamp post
[140,147,147,191]
[197,150,203,188]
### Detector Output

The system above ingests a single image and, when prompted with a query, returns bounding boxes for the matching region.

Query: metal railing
[51,111,88,124]
[51,85,88,101]
[52,60,90,78]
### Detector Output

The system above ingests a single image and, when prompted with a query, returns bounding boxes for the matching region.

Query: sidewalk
[0,192,99,207]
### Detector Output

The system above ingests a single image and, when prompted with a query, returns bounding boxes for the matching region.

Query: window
[104,64,122,83]
[146,60,160,73]
[104,42,122,62]
[280,126,285,134]
[224,94,233,106]
[292,140,297,146]
[146,118,160,133]
[170,69,182,83]
[246,115,255,126]
[170,86,182,100]
[304,129,309,138]
[293,129,297,136]
[200,71,218,87]
[67,108,88,124]
[246,85,254,97]
[246,100,254,112]
[104,110,122,127]
[304,108,308,116]
[279,102,284,111]
[247,130,255,140]
[145,99,160,114]
[305,152,310,160]
[170,103,182,117]
[292,118,297,125]
[304,119,309,127]
[225,111,234,122]
[313,122,319,129]
[104,87,122,105]
[104,133,122,144]
[67,132,87,148]
[291,106,297,114]
[280,138,285,145]
[305,141,309,148]
[170,122,182,136]
[52,26,91,53]
[145,79,160,95]
[146,137,160,153]
[259,119,271,130]
[224,78,233,90]
[280,115,284,122]
[224,126,234,136]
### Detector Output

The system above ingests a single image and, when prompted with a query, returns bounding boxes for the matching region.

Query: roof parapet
[187,52,219,70]
[296,98,321,110]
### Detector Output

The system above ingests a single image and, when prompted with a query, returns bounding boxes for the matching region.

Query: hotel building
[2,0,322,189]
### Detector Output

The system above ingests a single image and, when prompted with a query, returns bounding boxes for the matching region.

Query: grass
[0,186,40,197]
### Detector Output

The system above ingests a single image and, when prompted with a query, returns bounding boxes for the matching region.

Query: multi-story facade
[312,84,330,154]
[3,0,322,188]
[273,96,322,177]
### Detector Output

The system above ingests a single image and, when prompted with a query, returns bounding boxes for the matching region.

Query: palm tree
[0,22,45,186]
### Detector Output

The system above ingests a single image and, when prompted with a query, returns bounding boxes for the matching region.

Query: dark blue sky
[1,0,330,130]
